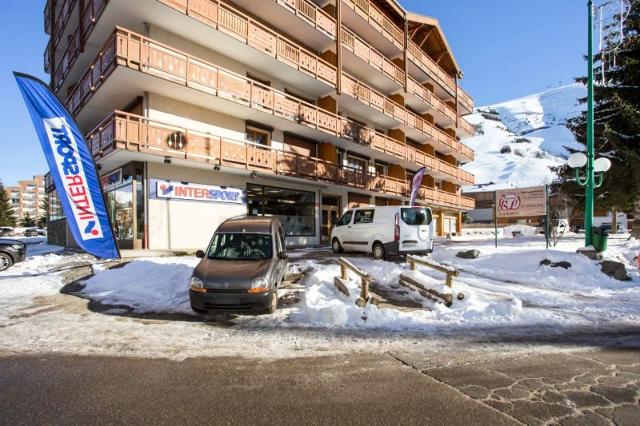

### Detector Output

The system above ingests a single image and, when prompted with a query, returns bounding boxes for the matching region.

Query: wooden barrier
[400,255,464,307]
[334,257,377,307]
[407,255,459,288]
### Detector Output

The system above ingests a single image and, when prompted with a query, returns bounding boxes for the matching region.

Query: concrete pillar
[436,210,445,237]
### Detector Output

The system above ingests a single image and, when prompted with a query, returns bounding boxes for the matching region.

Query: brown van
[189,216,288,314]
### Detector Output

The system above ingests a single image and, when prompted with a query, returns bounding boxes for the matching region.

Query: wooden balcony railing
[407,76,456,124]
[407,40,457,96]
[342,0,404,50]
[87,111,474,209]
[274,0,337,39]
[459,116,475,136]
[458,86,474,112]
[341,72,474,162]
[160,0,338,86]
[49,0,108,90]
[341,26,404,85]
[68,28,474,185]
[45,0,77,42]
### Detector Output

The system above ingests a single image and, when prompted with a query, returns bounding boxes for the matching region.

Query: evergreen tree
[0,180,16,227]
[20,213,36,228]
[557,0,640,235]
[37,196,49,228]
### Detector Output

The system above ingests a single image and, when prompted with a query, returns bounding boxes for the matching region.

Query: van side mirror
[277,252,288,260]
[196,250,205,259]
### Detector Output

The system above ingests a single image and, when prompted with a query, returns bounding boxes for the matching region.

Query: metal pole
[585,0,596,247]
[494,191,498,248]
[545,185,550,250]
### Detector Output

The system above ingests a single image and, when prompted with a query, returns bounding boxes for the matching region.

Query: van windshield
[401,208,432,225]
[207,233,273,260]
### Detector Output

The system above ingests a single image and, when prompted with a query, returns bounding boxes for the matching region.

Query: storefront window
[107,184,134,240]
[247,184,315,236]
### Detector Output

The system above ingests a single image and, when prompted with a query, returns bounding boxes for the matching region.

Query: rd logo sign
[496,186,546,218]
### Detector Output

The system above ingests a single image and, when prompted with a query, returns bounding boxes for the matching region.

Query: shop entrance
[104,163,145,250]
[321,195,341,243]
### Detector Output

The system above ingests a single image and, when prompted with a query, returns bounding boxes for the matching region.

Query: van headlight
[248,277,269,294]
[190,276,203,289]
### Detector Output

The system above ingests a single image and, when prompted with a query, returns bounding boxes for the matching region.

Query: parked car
[23,229,39,237]
[189,216,288,314]
[0,239,27,272]
[331,206,435,259]
[0,227,15,237]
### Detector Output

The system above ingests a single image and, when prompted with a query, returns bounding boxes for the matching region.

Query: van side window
[275,227,284,253]
[354,209,375,224]
[336,211,353,227]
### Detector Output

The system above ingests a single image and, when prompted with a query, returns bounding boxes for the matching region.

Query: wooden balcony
[67,27,474,185]
[341,25,404,86]
[458,87,474,114]
[44,0,77,41]
[160,0,338,86]
[407,39,457,97]
[87,111,474,210]
[341,72,474,162]
[49,0,108,91]
[342,0,404,51]
[272,0,337,39]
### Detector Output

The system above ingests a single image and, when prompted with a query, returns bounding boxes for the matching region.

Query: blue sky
[0,0,588,186]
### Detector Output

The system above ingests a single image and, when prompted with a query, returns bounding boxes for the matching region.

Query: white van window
[336,210,354,227]
[401,208,432,225]
[354,209,375,224]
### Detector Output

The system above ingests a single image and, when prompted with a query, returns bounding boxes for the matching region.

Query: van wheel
[332,238,343,253]
[266,288,278,314]
[372,242,386,260]
[0,253,13,272]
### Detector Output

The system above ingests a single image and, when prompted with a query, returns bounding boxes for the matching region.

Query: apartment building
[5,175,46,222]
[44,0,476,250]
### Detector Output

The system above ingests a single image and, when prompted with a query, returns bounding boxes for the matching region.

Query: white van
[330,206,435,259]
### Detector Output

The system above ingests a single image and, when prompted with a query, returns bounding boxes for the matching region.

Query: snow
[1,234,639,359]
[463,84,586,192]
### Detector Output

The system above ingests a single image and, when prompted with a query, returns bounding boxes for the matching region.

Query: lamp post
[568,152,611,243]
[584,0,596,247]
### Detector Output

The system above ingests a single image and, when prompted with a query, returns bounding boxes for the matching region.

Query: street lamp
[568,152,611,188]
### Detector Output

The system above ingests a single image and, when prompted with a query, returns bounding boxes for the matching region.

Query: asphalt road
[1,349,639,425]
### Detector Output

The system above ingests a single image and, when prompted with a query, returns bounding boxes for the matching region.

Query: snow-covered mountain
[462,84,587,192]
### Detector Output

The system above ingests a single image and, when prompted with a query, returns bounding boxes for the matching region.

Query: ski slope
[463,84,586,192]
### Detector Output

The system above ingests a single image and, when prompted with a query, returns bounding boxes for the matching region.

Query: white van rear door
[399,207,433,251]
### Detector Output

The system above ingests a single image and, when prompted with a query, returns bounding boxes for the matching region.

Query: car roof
[216,216,280,234]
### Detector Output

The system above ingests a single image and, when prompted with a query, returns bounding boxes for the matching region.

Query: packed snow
[463,84,586,192]
[1,234,639,359]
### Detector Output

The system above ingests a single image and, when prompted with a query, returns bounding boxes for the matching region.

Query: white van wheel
[372,242,385,260]
[332,238,343,253]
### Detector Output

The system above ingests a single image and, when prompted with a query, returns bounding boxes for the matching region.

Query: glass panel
[401,208,432,225]
[354,209,375,224]
[336,210,353,227]
[135,180,144,241]
[247,184,315,236]
[207,233,273,260]
[107,184,134,240]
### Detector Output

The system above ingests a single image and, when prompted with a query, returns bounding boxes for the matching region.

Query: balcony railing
[273,0,337,39]
[161,0,338,86]
[49,0,108,90]
[88,111,474,210]
[67,27,474,184]
[341,26,404,85]
[459,116,475,136]
[458,87,474,113]
[341,72,474,162]
[44,0,77,41]
[407,40,457,97]
[342,0,404,50]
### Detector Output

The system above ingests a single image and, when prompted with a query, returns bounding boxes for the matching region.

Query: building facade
[5,175,46,223]
[44,0,475,250]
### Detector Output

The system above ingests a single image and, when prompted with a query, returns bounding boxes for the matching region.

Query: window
[247,184,315,236]
[374,163,387,176]
[354,209,374,224]
[401,208,432,225]
[207,233,273,260]
[336,210,353,227]
[246,125,271,146]
[346,155,367,172]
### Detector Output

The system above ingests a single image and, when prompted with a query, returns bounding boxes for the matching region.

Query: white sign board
[496,186,546,218]
[156,180,245,204]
